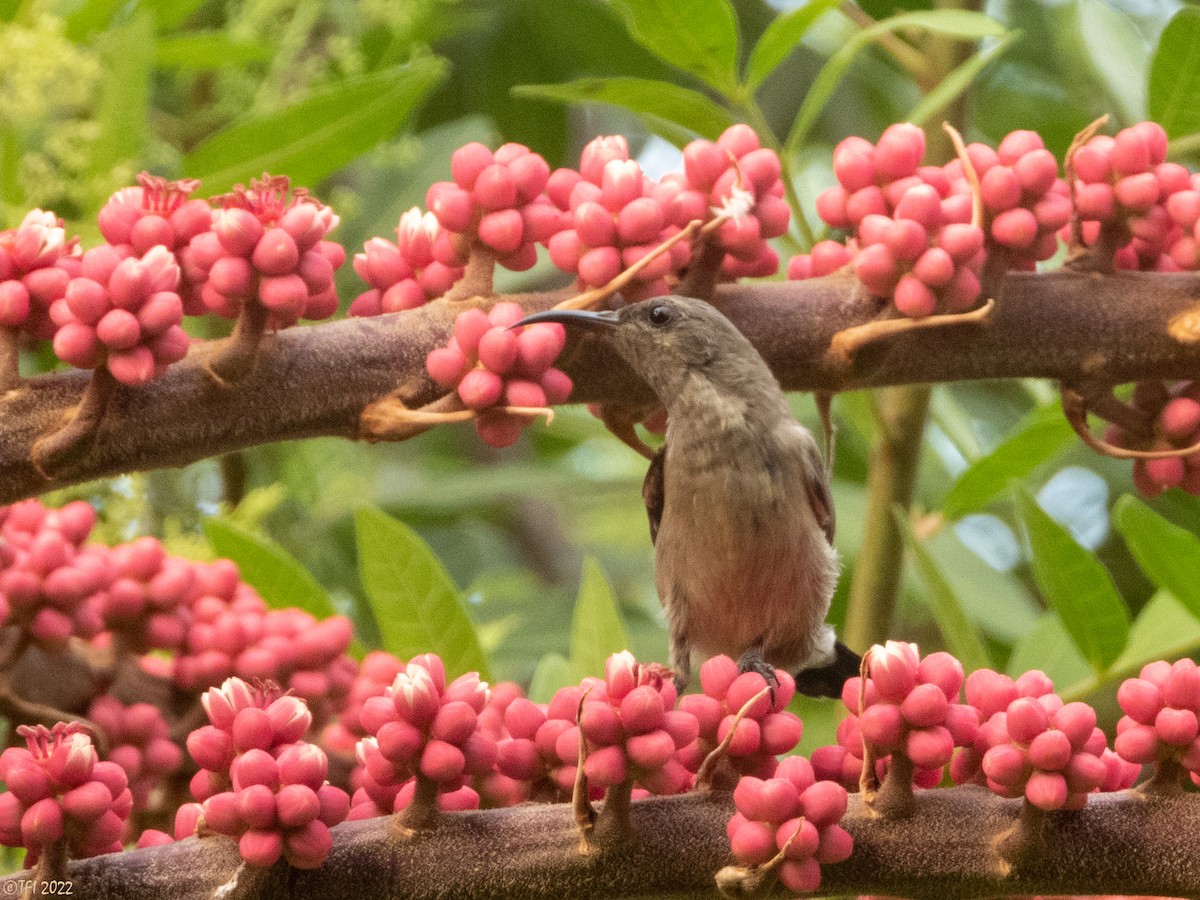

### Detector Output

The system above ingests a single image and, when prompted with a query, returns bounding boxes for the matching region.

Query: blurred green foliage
[16,0,1200,755]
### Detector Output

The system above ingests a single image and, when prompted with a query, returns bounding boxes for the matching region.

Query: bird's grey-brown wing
[643,444,666,545]
[784,423,835,545]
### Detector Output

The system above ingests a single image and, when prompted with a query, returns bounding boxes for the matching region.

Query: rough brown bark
[8,788,1200,899]
[1,270,1199,502]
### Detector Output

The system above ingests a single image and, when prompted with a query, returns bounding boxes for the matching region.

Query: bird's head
[514,296,762,402]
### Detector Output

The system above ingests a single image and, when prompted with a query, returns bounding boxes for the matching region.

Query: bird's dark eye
[648,305,674,327]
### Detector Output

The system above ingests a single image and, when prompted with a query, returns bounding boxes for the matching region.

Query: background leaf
[203,518,337,619]
[182,58,447,193]
[355,507,491,680]
[515,78,734,140]
[1149,6,1200,138]
[607,0,740,94]
[744,0,841,90]
[569,558,630,678]
[1014,487,1130,672]
[1113,494,1200,619]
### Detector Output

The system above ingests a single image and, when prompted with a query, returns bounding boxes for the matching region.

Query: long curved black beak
[512,308,620,330]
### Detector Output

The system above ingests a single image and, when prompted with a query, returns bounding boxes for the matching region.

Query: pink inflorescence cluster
[1115,658,1200,784]
[0,724,133,863]
[181,678,349,868]
[349,209,464,316]
[727,756,852,893]
[87,696,184,814]
[0,210,80,341]
[350,654,496,818]
[425,302,572,448]
[1104,380,1200,497]
[677,654,803,779]
[185,174,344,326]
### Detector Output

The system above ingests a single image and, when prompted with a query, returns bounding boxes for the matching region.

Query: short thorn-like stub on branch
[393,774,441,838]
[1062,385,1200,460]
[993,800,1048,875]
[828,298,994,365]
[572,687,597,854]
[696,686,772,791]
[360,391,474,441]
[31,368,118,478]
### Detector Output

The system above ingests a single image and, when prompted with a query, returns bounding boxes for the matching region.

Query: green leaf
[514,78,734,140]
[569,558,630,678]
[90,13,155,180]
[607,0,740,95]
[785,10,1006,154]
[137,0,208,31]
[1014,487,1130,672]
[528,653,581,704]
[64,0,123,41]
[1075,0,1147,125]
[203,518,336,619]
[1006,611,1092,689]
[354,507,490,680]
[182,57,447,194]
[942,404,1075,519]
[894,508,993,671]
[906,30,1020,128]
[155,33,272,70]
[744,0,841,90]
[1113,495,1200,619]
[1150,7,1200,139]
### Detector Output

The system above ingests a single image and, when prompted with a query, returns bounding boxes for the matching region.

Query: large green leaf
[1113,495,1200,619]
[528,653,582,704]
[607,0,740,95]
[1150,7,1200,139]
[182,58,447,194]
[1006,612,1092,689]
[514,78,734,140]
[354,507,490,680]
[894,508,993,671]
[89,13,155,181]
[744,0,841,90]
[942,404,1075,519]
[785,10,1006,154]
[155,33,272,69]
[1014,487,1130,672]
[569,558,630,679]
[203,518,336,619]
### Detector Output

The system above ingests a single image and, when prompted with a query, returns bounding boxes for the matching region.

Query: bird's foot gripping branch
[2,120,1200,501]
[1,499,1200,900]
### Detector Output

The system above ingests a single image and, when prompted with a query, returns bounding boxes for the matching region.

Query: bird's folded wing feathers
[643,445,666,545]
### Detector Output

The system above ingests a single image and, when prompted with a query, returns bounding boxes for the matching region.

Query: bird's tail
[794,641,861,699]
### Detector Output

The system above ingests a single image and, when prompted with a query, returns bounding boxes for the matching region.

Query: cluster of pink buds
[349,209,464,316]
[0,723,132,862]
[1071,121,1188,271]
[677,655,802,779]
[94,536,193,653]
[676,125,790,278]
[350,654,495,818]
[181,678,349,868]
[97,174,213,314]
[546,136,691,298]
[809,125,986,316]
[0,500,106,651]
[953,131,1071,267]
[1114,658,1200,782]
[322,651,406,754]
[426,302,572,448]
[172,559,268,692]
[838,642,977,782]
[1104,380,1200,496]
[428,143,557,272]
[183,174,343,325]
[0,209,79,341]
[87,696,183,812]
[727,756,852,893]
[576,651,695,795]
[495,683,603,803]
[49,245,190,386]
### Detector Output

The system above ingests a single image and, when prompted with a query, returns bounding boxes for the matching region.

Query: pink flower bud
[252,228,300,276]
[477,209,524,254]
[451,143,495,191]
[867,641,919,702]
[284,819,333,869]
[626,730,675,770]
[1025,770,1068,810]
[858,703,903,751]
[240,828,283,867]
[605,651,639,700]
[21,797,64,847]
[801,779,848,828]
[583,744,628,787]
[231,749,279,791]
[457,368,504,410]
[420,740,466,782]
[1113,720,1159,764]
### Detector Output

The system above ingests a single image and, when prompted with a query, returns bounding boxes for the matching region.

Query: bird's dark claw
[736,646,779,707]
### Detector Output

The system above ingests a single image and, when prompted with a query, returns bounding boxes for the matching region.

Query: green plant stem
[844,384,932,649]
[843,0,977,651]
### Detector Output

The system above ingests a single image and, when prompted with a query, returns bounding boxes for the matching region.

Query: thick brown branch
[10,788,1200,899]
[3,271,1200,501]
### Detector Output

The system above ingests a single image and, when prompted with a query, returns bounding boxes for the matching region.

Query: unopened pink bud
[240,828,283,867]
